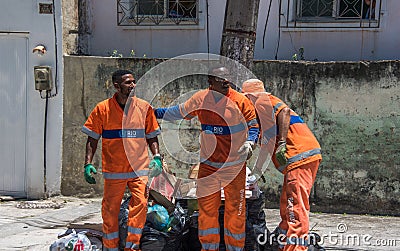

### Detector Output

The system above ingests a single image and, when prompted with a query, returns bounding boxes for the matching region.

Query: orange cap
[242,79,266,93]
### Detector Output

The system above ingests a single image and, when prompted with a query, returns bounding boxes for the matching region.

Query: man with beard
[82,69,162,250]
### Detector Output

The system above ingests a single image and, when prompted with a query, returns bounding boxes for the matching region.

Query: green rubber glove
[84,164,97,184]
[275,141,288,166]
[149,154,162,178]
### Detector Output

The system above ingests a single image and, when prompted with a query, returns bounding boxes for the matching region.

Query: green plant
[109,50,123,58]
[292,47,305,61]
[129,50,136,57]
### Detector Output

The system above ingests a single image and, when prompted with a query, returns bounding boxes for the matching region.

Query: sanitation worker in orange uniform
[82,69,162,251]
[155,66,259,251]
[242,79,322,251]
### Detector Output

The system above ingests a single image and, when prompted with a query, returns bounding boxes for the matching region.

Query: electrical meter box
[34,66,53,91]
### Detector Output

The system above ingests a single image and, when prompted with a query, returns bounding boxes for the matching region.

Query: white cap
[242,79,266,93]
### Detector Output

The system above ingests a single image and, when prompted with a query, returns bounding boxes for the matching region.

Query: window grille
[117,0,199,26]
[284,0,381,28]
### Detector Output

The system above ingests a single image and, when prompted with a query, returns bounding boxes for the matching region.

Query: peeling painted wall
[63,56,400,215]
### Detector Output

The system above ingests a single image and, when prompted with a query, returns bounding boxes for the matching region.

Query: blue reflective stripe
[226,244,244,251]
[199,227,219,236]
[103,170,149,179]
[277,148,321,172]
[81,126,101,140]
[224,228,245,240]
[145,128,161,139]
[128,226,143,235]
[202,243,220,250]
[201,123,245,135]
[103,231,119,240]
[286,237,309,246]
[200,158,246,168]
[290,115,304,125]
[125,242,140,249]
[247,118,258,126]
[261,125,277,144]
[102,129,145,139]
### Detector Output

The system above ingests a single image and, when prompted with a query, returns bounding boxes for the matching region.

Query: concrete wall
[63,56,400,215]
[0,0,63,198]
[81,0,400,61]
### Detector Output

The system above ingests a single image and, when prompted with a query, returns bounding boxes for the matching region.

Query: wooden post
[220,0,261,69]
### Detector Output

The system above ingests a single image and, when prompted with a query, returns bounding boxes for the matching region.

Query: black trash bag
[218,193,271,251]
[141,225,168,251]
[246,193,271,251]
[119,195,170,251]
[181,211,202,251]
[118,195,131,250]
[162,202,190,251]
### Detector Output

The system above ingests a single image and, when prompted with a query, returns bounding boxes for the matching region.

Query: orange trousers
[102,177,148,251]
[197,163,246,251]
[278,160,320,251]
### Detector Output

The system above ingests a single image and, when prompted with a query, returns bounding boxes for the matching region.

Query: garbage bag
[181,211,202,251]
[118,196,130,250]
[246,193,269,251]
[147,204,170,231]
[50,229,92,251]
[162,202,190,251]
[217,193,270,251]
[141,225,168,251]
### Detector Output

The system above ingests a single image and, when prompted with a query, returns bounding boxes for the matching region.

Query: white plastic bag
[49,229,92,251]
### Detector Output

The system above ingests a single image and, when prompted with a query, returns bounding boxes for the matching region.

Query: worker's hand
[84,164,97,184]
[275,140,288,166]
[149,154,162,178]
[238,141,254,160]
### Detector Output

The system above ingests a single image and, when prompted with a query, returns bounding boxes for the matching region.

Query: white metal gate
[0,34,27,197]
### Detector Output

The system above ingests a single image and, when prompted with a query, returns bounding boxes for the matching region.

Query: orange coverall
[82,94,161,250]
[246,91,321,251]
[155,87,258,251]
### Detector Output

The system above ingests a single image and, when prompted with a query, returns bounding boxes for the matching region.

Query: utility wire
[262,0,274,49]
[275,0,282,59]
[206,0,210,55]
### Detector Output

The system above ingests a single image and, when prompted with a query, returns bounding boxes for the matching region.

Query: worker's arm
[146,105,163,178]
[85,136,98,165]
[147,136,162,178]
[275,107,290,165]
[154,105,196,121]
[276,107,290,143]
[84,136,98,184]
[146,136,160,156]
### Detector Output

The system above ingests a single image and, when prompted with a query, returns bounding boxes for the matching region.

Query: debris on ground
[16,200,65,209]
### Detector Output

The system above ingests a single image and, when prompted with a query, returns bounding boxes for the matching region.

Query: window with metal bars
[117,0,199,26]
[282,0,381,28]
[298,0,378,20]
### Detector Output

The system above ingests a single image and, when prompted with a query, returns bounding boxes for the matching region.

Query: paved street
[0,196,399,250]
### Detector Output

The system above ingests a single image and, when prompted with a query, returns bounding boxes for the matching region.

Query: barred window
[298,0,378,20]
[117,0,199,26]
[284,0,381,28]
